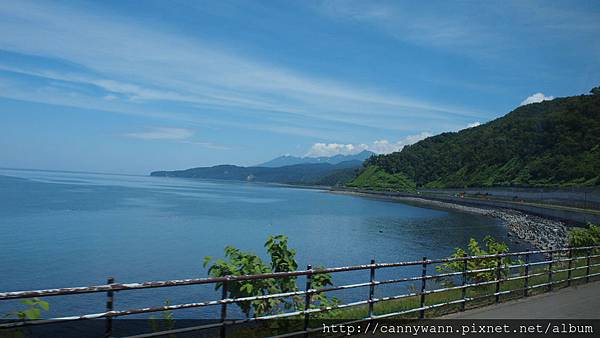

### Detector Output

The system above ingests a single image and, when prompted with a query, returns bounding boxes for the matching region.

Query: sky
[1,0,599,174]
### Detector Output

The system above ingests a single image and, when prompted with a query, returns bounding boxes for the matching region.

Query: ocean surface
[0,168,533,318]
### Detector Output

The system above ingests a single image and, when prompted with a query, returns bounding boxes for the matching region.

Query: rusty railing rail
[1,245,599,337]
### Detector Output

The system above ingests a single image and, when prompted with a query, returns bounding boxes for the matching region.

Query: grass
[347,166,417,193]
[325,254,599,320]
[226,254,600,337]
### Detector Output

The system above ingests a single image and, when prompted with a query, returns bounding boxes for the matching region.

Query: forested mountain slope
[352,88,600,189]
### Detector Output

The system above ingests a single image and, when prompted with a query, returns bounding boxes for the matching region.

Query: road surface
[443,282,600,319]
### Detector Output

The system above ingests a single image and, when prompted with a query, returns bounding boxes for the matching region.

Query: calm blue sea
[0,168,532,318]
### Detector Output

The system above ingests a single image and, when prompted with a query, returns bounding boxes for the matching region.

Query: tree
[591,86,600,95]
[203,235,337,318]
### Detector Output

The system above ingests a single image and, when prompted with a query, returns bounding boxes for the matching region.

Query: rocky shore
[489,209,569,250]
[332,191,570,251]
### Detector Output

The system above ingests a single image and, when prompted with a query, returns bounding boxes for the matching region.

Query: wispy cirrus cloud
[125,127,194,140]
[124,127,231,150]
[315,1,498,53]
[0,0,484,141]
[315,0,600,61]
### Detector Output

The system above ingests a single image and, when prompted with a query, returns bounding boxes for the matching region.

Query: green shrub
[569,223,600,253]
[436,236,519,284]
[203,234,337,318]
[3,298,50,338]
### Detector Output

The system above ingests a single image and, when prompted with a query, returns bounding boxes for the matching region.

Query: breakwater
[332,191,570,250]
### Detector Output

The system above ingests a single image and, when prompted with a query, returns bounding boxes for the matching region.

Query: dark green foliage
[203,235,337,318]
[436,236,519,284]
[569,223,600,253]
[315,167,362,186]
[364,89,600,188]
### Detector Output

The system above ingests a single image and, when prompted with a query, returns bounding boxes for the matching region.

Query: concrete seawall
[331,188,571,250]
[333,188,600,226]
[421,194,600,226]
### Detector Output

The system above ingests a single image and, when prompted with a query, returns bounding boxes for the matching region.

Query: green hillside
[347,166,416,192]
[351,87,600,190]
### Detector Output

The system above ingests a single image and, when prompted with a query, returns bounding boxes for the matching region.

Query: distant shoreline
[0,166,144,177]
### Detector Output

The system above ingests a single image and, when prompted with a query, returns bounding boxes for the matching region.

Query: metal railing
[1,245,600,338]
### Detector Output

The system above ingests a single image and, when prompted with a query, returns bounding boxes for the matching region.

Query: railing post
[304,265,312,338]
[494,257,502,303]
[368,259,376,319]
[460,253,468,311]
[419,257,427,319]
[567,249,573,287]
[586,248,592,283]
[524,251,530,297]
[105,277,114,338]
[220,278,228,338]
[547,252,554,292]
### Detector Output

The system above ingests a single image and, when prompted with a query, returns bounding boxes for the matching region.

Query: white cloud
[465,121,481,129]
[519,93,554,106]
[305,131,433,157]
[125,127,194,140]
[0,0,484,140]
[124,128,232,150]
[403,132,434,145]
[305,143,368,157]
[369,132,433,154]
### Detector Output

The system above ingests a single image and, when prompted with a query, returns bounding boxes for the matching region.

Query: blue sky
[1,0,599,174]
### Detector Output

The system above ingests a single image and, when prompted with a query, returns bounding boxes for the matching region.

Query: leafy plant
[4,298,49,321]
[2,298,50,338]
[436,236,519,284]
[203,235,337,318]
[569,223,600,253]
[148,300,176,338]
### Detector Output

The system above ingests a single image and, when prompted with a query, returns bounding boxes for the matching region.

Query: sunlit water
[0,168,533,318]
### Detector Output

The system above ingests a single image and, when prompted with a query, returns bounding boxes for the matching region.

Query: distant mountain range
[151,160,365,186]
[150,150,374,186]
[257,150,375,167]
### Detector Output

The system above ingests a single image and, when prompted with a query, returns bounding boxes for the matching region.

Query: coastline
[331,189,570,251]
[149,173,572,251]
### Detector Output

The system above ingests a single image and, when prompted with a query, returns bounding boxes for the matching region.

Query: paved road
[443,282,600,319]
